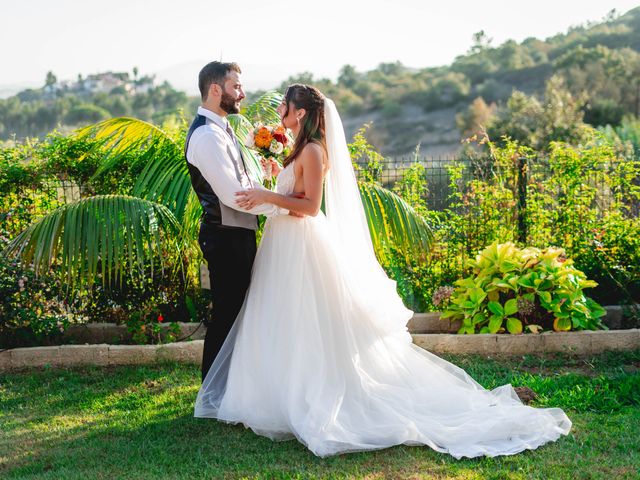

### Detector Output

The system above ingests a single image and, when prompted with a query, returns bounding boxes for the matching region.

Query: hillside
[2,6,640,156]
[280,6,640,156]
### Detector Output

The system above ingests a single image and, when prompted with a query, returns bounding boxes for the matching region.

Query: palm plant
[5,92,433,290]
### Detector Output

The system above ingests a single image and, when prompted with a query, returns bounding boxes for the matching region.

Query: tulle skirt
[194,213,571,458]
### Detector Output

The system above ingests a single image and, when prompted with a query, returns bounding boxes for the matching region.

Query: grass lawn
[1,350,639,479]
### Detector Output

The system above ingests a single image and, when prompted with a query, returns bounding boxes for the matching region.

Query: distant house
[134,75,157,94]
[83,72,131,94]
[39,71,156,99]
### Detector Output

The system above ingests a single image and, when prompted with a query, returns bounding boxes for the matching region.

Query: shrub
[0,230,83,348]
[441,242,606,334]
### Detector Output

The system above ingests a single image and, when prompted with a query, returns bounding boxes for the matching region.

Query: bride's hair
[282,84,327,168]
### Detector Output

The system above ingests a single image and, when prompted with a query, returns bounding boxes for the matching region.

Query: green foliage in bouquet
[441,242,606,334]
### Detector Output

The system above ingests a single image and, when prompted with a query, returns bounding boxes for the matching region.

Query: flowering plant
[245,124,292,185]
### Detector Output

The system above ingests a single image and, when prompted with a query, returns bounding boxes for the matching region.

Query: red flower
[157,314,164,323]
[273,131,288,145]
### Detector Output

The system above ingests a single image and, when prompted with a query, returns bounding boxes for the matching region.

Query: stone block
[407,313,449,333]
[449,319,463,333]
[176,322,206,341]
[59,344,109,366]
[412,333,497,355]
[11,346,60,368]
[157,341,203,364]
[0,350,12,371]
[590,329,640,353]
[542,331,593,355]
[495,334,544,355]
[64,325,93,343]
[103,325,127,344]
[411,334,439,352]
[603,306,623,330]
[85,323,108,343]
[108,345,157,365]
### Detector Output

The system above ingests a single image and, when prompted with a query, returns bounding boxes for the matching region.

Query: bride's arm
[236,144,324,217]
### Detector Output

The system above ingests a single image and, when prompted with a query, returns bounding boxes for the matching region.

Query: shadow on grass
[1,357,639,479]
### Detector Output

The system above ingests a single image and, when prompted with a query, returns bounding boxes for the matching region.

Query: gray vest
[185,114,258,230]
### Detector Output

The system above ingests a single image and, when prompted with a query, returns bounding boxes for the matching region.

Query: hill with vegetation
[0,70,197,141]
[272,6,640,156]
[2,7,640,156]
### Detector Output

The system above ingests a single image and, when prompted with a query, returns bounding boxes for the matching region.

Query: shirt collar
[197,106,229,131]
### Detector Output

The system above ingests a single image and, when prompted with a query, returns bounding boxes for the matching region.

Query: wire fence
[3,157,639,249]
[355,155,640,246]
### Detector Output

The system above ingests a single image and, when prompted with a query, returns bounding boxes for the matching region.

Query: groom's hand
[288,191,305,218]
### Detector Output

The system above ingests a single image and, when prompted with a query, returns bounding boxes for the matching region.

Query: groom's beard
[220,91,241,114]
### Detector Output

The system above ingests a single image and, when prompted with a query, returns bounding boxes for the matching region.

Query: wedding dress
[194,99,571,459]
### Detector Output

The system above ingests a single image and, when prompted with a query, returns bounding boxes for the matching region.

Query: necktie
[226,122,252,188]
[226,123,238,145]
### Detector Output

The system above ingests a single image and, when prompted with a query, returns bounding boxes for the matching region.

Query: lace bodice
[275,161,296,195]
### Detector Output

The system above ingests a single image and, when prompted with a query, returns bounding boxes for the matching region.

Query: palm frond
[182,191,204,241]
[131,148,193,222]
[358,183,433,262]
[5,195,185,289]
[240,91,283,125]
[76,117,178,175]
[76,117,192,220]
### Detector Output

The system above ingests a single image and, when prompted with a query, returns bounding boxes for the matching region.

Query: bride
[194,84,571,459]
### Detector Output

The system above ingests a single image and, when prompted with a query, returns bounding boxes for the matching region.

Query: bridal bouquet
[245,124,292,185]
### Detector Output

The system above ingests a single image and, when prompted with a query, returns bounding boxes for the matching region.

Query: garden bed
[4,304,633,347]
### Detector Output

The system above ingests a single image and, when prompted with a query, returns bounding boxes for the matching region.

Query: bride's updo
[282,84,327,168]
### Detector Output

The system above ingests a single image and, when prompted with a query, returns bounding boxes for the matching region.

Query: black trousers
[199,222,257,382]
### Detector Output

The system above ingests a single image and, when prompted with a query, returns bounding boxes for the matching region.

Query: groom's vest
[184,114,258,230]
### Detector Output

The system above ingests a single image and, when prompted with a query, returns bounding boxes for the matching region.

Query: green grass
[1,351,639,479]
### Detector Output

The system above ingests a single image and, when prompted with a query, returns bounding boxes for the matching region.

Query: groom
[185,61,287,381]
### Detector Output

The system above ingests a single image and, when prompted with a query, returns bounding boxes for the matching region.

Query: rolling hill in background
[2,6,639,158]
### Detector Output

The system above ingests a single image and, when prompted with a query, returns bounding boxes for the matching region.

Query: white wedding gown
[194,157,571,459]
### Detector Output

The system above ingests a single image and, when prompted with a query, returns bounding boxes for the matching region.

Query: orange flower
[254,127,273,149]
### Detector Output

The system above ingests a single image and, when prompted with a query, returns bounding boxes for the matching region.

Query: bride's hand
[261,157,282,177]
[235,188,269,210]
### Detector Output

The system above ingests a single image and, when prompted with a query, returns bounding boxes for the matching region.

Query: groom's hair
[199,61,242,100]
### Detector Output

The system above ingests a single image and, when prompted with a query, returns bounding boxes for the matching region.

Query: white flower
[245,130,255,148]
[269,140,284,155]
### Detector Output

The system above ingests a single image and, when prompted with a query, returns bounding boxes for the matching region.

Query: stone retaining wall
[0,342,205,371]
[62,322,206,344]
[1,329,639,371]
[413,329,640,355]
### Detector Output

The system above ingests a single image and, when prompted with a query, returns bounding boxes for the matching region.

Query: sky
[2,0,639,96]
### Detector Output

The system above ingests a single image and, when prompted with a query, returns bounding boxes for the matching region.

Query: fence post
[517,156,528,244]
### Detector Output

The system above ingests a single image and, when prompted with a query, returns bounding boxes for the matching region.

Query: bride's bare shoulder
[298,142,325,168]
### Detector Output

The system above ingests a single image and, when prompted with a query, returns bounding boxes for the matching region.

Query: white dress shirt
[186,106,286,217]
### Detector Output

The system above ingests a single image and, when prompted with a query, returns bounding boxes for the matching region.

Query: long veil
[323,98,413,334]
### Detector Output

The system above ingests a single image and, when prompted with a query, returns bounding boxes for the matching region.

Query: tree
[456,97,498,138]
[45,71,57,88]
[338,65,359,89]
[469,30,493,54]
[488,75,589,150]
[64,104,110,125]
